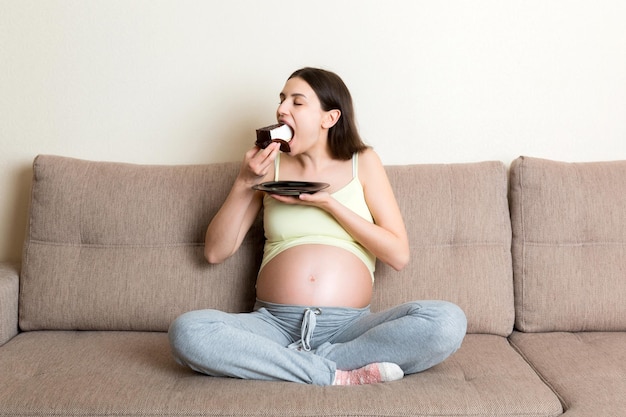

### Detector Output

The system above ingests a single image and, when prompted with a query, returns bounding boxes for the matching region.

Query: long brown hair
[288,67,368,160]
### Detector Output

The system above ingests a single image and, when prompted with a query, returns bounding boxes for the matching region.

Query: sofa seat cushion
[0,332,561,417]
[510,331,626,416]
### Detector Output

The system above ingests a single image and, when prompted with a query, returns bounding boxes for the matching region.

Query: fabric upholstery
[378,162,514,336]
[510,331,626,416]
[4,154,626,416]
[20,156,514,335]
[509,156,626,332]
[20,155,264,331]
[0,262,19,346]
[0,332,562,417]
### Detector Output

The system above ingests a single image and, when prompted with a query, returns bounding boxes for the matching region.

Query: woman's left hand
[269,191,331,209]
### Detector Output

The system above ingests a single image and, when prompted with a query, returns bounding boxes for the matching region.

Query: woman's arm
[293,149,410,271]
[204,143,280,264]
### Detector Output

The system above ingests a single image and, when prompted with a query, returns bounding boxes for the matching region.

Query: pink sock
[332,362,404,385]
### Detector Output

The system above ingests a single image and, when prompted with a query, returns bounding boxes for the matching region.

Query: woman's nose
[277,101,288,116]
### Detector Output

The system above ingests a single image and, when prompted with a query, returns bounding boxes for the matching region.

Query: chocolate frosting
[255,124,291,152]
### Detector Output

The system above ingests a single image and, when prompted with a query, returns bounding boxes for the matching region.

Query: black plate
[252,181,330,196]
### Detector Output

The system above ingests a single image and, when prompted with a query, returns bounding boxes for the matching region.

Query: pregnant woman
[169,67,467,386]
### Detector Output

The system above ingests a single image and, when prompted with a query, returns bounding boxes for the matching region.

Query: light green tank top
[261,153,376,282]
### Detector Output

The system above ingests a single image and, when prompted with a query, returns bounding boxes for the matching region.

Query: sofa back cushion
[20,155,513,335]
[376,162,513,336]
[510,156,626,332]
[20,155,264,331]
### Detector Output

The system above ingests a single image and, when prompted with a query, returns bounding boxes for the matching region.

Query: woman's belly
[256,244,373,308]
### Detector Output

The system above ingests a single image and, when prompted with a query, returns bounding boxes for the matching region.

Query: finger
[259,143,280,166]
[258,143,280,168]
[249,145,279,178]
[262,142,281,158]
[270,194,299,204]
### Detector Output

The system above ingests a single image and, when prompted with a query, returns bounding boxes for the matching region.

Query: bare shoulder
[358,147,383,166]
[358,148,388,186]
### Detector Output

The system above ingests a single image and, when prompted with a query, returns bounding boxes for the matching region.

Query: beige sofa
[1,154,625,416]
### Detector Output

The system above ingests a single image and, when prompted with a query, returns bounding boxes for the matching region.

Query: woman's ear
[322,109,341,129]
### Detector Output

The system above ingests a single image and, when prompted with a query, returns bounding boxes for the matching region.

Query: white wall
[2,0,626,262]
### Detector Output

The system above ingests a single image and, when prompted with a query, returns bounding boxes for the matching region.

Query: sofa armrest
[0,262,20,346]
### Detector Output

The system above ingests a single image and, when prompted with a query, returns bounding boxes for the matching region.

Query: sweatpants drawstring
[288,307,322,351]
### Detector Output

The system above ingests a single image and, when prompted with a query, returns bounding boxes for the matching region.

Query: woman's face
[277,77,332,154]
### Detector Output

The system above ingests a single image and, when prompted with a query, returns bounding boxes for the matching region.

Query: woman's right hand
[237,142,281,186]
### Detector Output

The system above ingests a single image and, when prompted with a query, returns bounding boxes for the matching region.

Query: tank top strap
[274,153,281,181]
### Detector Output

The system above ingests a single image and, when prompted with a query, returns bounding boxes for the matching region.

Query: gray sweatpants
[168,299,466,385]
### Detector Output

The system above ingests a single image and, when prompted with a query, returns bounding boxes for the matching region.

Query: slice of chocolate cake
[255,123,293,152]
